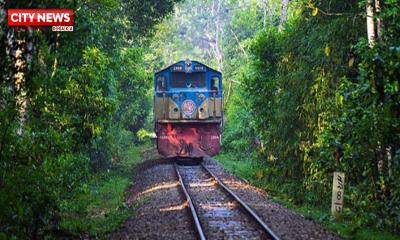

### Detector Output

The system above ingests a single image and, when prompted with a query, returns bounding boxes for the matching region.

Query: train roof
[155,60,221,74]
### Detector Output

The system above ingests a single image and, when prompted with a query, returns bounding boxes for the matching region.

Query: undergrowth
[59,142,151,238]
[214,151,400,240]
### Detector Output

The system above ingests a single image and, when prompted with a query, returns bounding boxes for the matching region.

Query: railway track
[174,162,280,240]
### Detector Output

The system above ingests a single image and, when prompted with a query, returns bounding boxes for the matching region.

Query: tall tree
[366,0,376,47]
[279,0,289,31]
[375,0,383,41]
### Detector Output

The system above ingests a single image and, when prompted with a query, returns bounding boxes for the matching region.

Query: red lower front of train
[156,122,221,158]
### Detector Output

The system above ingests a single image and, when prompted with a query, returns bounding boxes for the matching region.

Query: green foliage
[323,41,400,230]
[0,139,89,238]
[214,152,266,184]
[60,143,148,237]
[221,86,258,155]
[123,0,184,39]
[0,0,180,238]
[215,152,400,240]
[147,0,240,69]
[113,48,150,134]
[233,0,400,234]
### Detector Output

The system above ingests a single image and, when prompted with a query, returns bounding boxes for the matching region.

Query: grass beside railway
[59,141,151,238]
[214,151,399,240]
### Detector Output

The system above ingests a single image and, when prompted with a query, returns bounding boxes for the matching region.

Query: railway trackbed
[112,157,341,239]
[175,162,280,240]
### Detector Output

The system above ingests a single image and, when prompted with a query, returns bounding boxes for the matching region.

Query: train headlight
[185,59,192,73]
[198,94,205,100]
[173,94,179,100]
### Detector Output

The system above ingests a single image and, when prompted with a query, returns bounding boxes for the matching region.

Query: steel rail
[174,163,206,240]
[201,163,281,240]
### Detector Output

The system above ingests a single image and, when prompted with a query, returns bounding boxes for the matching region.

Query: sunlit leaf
[324,45,331,57]
[312,7,319,16]
[348,57,355,67]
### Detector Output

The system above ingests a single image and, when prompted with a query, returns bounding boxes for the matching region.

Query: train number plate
[182,100,196,116]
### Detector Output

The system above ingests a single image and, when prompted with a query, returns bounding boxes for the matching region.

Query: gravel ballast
[111,160,197,240]
[111,152,342,240]
[203,158,342,240]
[178,165,269,239]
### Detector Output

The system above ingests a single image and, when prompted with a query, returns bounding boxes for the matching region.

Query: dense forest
[0,0,182,238]
[1,0,399,239]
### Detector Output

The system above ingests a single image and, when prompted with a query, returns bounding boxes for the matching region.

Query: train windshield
[171,72,206,88]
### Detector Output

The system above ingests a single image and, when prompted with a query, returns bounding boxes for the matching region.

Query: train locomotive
[154,59,223,159]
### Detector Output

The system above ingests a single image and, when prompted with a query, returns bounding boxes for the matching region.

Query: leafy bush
[235,0,400,232]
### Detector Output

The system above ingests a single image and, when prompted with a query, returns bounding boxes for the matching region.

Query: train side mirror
[211,76,219,92]
[157,77,166,91]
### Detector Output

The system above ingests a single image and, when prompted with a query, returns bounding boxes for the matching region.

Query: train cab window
[171,72,186,88]
[157,76,166,91]
[211,76,220,92]
[171,72,206,88]
[191,73,206,88]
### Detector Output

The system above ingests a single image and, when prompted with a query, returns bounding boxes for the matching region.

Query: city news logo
[8,9,74,31]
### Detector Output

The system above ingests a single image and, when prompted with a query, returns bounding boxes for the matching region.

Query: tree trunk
[366,0,376,47]
[214,0,223,71]
[6,28,33,135]
[261,0,275,27]
[262,0,267,28]
[230,28,248,57]
[0,0,5,28]
[279,0,289,31]
[375,0,383,41]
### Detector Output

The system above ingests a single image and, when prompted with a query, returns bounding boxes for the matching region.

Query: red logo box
[8,9,73,26]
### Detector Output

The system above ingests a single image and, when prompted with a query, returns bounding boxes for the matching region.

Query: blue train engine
[154,59,223,158]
